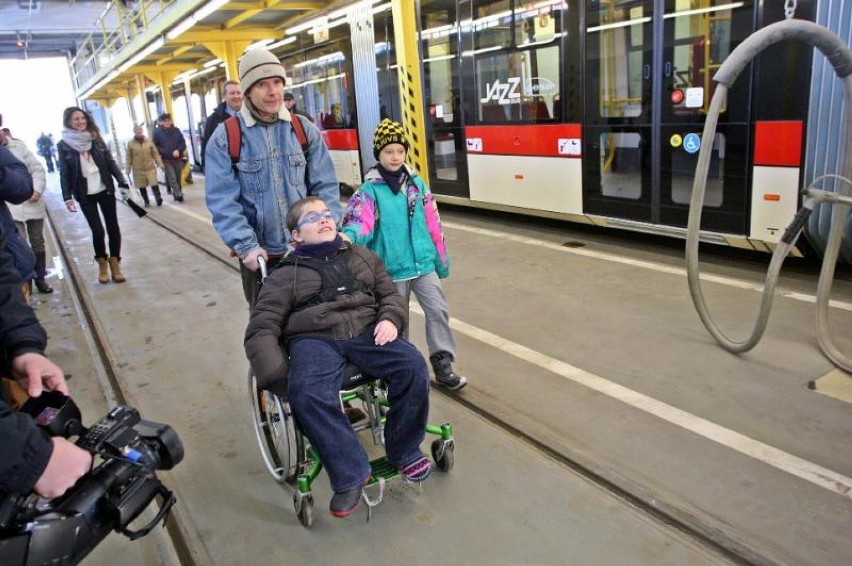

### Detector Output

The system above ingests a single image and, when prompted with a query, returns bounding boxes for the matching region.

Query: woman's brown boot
[108,257,126,283]
[96,257,109,284]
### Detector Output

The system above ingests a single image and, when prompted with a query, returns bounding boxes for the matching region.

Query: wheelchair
[248,364,455,527]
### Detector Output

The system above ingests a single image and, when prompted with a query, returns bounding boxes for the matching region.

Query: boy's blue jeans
[287,329,430,493]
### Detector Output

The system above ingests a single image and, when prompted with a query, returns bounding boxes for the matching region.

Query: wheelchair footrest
[368,456,399,485]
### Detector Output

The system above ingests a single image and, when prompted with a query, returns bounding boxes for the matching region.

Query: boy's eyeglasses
[297,210,333,229]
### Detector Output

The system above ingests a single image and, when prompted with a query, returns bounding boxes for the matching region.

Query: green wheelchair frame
[248,368,455,527]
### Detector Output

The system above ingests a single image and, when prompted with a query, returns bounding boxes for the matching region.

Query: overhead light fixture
[167,16,197,40]
[203,57,223,68]
[195,0,229,21]
[245,39,274,52]
[167,0,231,41]
[267,37,297,50]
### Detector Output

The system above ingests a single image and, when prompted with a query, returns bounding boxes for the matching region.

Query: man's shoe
[34,278,53,294]
[329,485,365,518]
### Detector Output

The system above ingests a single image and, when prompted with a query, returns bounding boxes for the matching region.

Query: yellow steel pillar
[392,0,429,184]
[202,40,252,80]
[150,70,180,116]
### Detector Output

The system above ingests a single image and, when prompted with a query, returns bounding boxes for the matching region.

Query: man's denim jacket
[205,105,341,259]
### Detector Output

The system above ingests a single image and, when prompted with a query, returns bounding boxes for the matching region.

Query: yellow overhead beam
[202,40,252,80]
[160,44,196,61]
[131,64,197,74]
[170,28,279,43]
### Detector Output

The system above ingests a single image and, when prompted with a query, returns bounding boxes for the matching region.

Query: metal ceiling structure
[0,0,112,59]
[68,0,354,105]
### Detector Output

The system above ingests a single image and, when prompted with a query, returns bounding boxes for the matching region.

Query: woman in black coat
[57,107,129,284]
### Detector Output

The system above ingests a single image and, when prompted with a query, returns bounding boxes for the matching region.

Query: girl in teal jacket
[341,119,467,390]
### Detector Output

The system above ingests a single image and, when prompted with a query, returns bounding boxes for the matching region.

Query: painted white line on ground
[444,222,852,312]
[411,303,852,500]
[162,202,214,226]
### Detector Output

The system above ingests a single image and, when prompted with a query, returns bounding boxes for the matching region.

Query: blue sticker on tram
[683,133,701,154]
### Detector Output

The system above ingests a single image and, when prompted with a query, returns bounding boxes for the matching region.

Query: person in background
[57,106,129,284]
[283,92,313,123]
[2,128,12,138]
[1,120,52,294]
[322,102,344,130]
[125,124,164,207]
[0,114,36,292]
[201,80,243,168]
[36,132,55,173]
[0,222,92,500]
[152,113,186,202]
[342,119,467,391]
[205,48,341,306]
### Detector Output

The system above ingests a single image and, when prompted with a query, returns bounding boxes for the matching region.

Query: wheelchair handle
[258,256,268,282]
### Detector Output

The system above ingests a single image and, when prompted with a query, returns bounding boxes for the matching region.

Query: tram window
[599,132,642,200]
[375,13,401,123]
[670,133,724,208]
[287,42,355,130]
[475,46,559,124]
[587,3,647,118]
[473,0,565,50]
[472,0,513,51]
[668,0,738,116]
[514,0,563,47]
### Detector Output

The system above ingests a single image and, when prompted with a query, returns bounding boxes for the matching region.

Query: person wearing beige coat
[2,130,52,294]
[125,125,164,206]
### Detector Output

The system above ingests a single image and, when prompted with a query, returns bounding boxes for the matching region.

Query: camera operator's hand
[33,438,93,498]
[11,352,69,397]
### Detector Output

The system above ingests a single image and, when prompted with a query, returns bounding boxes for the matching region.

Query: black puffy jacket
[0,222,51,497]
[57,137,126,203]
[244,243,407,388]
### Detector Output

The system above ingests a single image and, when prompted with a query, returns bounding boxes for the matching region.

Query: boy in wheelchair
[244,196,432,518]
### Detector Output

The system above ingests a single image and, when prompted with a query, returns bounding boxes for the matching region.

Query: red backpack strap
[224,115,241,175]
[290,114,309,152]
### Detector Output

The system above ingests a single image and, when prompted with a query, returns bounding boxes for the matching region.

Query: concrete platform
[37,171,852,565]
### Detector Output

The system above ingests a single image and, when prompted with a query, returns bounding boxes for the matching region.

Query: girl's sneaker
[400,456,432,483]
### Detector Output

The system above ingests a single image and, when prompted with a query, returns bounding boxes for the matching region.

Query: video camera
[0,392,184,566]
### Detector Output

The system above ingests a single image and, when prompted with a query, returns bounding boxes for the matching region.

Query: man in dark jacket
[201,80,243,168]
[152,113,186,202]
[0,220,92,499]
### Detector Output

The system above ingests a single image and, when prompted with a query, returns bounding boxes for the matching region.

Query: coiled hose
[686,19,852,373]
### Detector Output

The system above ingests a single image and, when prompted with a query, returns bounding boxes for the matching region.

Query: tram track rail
[44,209,214,566]
[135,206,781,565]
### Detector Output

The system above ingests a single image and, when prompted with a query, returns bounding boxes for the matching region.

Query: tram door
[420,2,469,198]
[584,0,754,234]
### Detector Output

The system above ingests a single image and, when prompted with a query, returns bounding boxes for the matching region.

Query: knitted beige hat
[239,49,287,93]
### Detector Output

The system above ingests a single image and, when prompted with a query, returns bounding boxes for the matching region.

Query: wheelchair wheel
[294,492,314,528]
[248,370,304,484]
[431,439,454,472]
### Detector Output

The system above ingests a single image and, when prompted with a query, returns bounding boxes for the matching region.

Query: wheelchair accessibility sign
[683,133,701,154]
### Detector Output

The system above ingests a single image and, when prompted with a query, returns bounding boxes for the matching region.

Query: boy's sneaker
[400,456,432,483]
[329,476,369,518]
[430,352,468,391]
